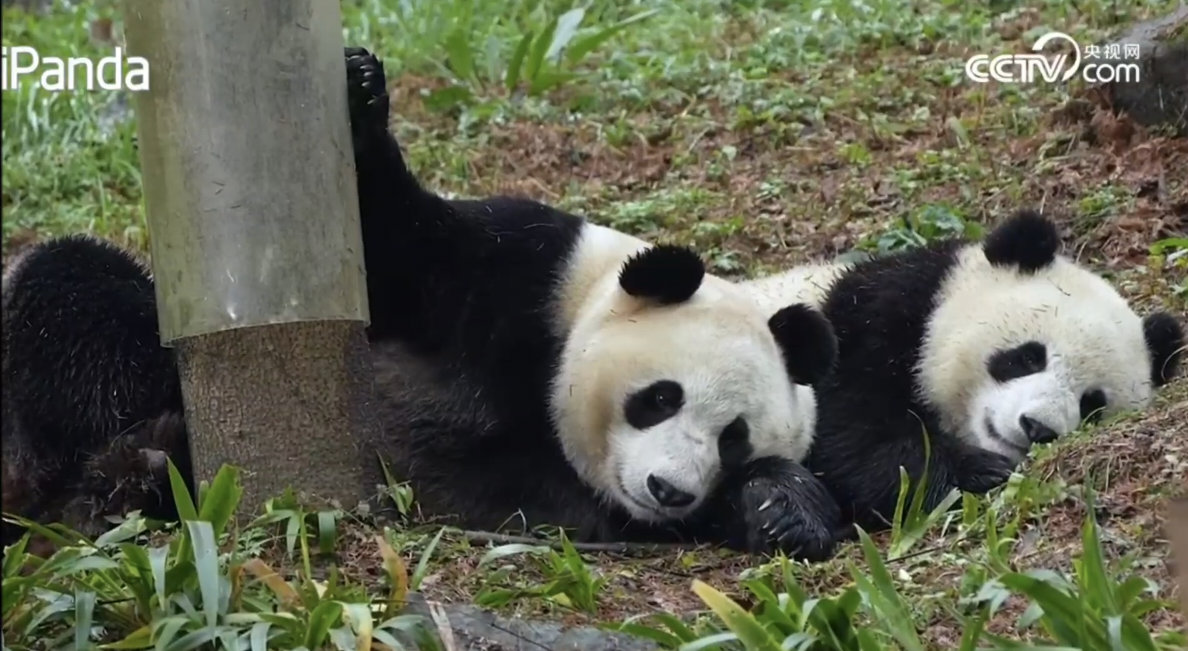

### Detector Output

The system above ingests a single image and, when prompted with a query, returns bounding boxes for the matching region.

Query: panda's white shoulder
[742,261,849,314]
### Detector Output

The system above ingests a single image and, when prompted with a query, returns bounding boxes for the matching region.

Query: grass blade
[690,579,781,651]
[566,9,661,64]
[545,8,585,62]
[412,527,447,590]
[504,31,534,92]
[74,590,96,650]
[304,600,344,649]
[186,521,220,629]
[376,534,409,615]
[524,17,557,86]
[851,527,925,651]
[196,465,243,540]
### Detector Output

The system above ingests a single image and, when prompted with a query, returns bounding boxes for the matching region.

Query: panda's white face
[557,278,817,522]
[918,246,1162,462]
[549,229,826,523]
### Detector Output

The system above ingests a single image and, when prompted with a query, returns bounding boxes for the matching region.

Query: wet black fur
[802,211,1185,536]
[1,47,843,560]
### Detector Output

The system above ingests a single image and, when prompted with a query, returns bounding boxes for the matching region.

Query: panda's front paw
[953,447,1016,494]
[736,458,840,562]
[344,46,390,151]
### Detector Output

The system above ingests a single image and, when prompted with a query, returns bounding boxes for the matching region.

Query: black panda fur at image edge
[0,46,844,560]
[743,211,1185,535]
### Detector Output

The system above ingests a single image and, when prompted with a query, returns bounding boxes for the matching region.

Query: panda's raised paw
[344,46,390,148]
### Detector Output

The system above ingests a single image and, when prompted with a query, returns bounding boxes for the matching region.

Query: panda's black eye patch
[718,416,752,470]
[987,341,1047,383]
[624,380,684,430]
[1079,389,1107,425]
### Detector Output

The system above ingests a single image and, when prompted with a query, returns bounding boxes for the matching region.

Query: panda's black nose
[1019,415,1058,444]
[647,474,696,508]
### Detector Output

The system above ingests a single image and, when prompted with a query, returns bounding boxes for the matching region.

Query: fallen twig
[456,529,699,556]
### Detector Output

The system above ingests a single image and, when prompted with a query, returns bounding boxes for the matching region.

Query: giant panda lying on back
[0,47,842,559]
[745,211,1184,532]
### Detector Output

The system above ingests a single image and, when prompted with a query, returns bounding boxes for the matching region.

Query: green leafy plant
[622,545,917,650]
[972,490,1187,651]
[885,426,963,560]
[857,204,984,255]
[1149,237,1188,301]
[474,528,605,612]
[424,7,660,112]
[1,463,443,650]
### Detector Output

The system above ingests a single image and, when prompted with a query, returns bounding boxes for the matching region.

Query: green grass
[4,0,1187,648]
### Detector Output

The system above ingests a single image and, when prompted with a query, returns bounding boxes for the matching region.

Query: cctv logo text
[965,32,1141,84]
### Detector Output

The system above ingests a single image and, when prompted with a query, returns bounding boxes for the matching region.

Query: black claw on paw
[139,448,169,476]
[344,46,390,152]
[734,459,840,562]
[954,447,1016,494]
[744,500,834,562]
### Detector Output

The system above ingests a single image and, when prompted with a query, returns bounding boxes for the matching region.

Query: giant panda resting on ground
[0,46,844,559]
[744,211,1185,534]
[347,41,840,556]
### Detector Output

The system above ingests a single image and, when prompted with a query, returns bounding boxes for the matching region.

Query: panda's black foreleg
[948,444,1017,495]
[344,45,444,342]
[809,418,1016,535]
[699,456,841,561]
[345,46,392,164]
[344,45,587,367]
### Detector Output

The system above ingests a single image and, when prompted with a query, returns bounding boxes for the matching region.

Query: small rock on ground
[391,592,660,651]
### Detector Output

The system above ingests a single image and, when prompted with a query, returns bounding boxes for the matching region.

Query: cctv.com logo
[965,31,1141,84]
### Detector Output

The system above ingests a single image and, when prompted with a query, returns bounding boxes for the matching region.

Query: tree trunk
[1104,6,1188,136]
[1169,498,1188,622]
[175,321,381,511]
[123,0,383,513]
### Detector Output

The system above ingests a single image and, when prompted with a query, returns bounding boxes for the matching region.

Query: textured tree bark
[175,321,382,511]
[1104,7,1188,136]
[123,0,383,513]
[1169,498,1188,622]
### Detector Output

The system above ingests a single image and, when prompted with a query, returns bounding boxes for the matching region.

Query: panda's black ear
[1143,311,1184,387]
[768,304,837,386]
[982,210,1060,273]
[618,244,705,304]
